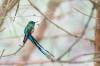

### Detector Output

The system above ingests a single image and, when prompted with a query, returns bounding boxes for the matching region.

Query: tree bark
[95,0,100,66]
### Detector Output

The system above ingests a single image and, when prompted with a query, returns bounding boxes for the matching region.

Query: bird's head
[28,21,36,28]
[29,21,36,25]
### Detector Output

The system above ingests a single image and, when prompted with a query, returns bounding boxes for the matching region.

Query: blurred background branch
[0,0,20,31]
[57,5,95,61]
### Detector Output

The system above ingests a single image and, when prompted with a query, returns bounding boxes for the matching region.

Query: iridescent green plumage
[28,34,54,61]
[23,21,54,61]
[24,21,35,34]
[23,21,35,45]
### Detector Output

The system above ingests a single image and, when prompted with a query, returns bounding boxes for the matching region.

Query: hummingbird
[22,21,54,61]
[23,21,35,45]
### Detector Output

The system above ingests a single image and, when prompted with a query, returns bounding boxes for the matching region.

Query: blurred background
[0,0,97,66]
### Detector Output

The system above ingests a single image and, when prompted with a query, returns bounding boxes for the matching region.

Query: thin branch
[13,0,20,22]
[89,0,100,8]
[0,14,41,19]
[0,59,100,65]
[1,46,23,57]
[0,49,5,59]
[44,34,95,42]
[58,59,100,64]
[70,52,100,61]
[0,0,20,31]
[6,0,20,11]
[56,5,95,61]
[72,7,100,19]
[71,0,100,19]
[28,0,78,38]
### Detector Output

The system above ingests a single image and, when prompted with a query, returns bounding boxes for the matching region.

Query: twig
[1,46,23,57]
[58,59,100,64]
[72,7,100,19]
[56,5,95,61]
[70,52,100,61]
[13,0,20,22]
[89,0,100,8]
[0,59,100,65]
[28,0,78,38]
[0,14,42,19]
[0,49,5,59]
[71,0,100,19]
[0,0,20,30]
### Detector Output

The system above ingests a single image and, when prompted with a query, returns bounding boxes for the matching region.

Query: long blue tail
[28,34,54,61]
